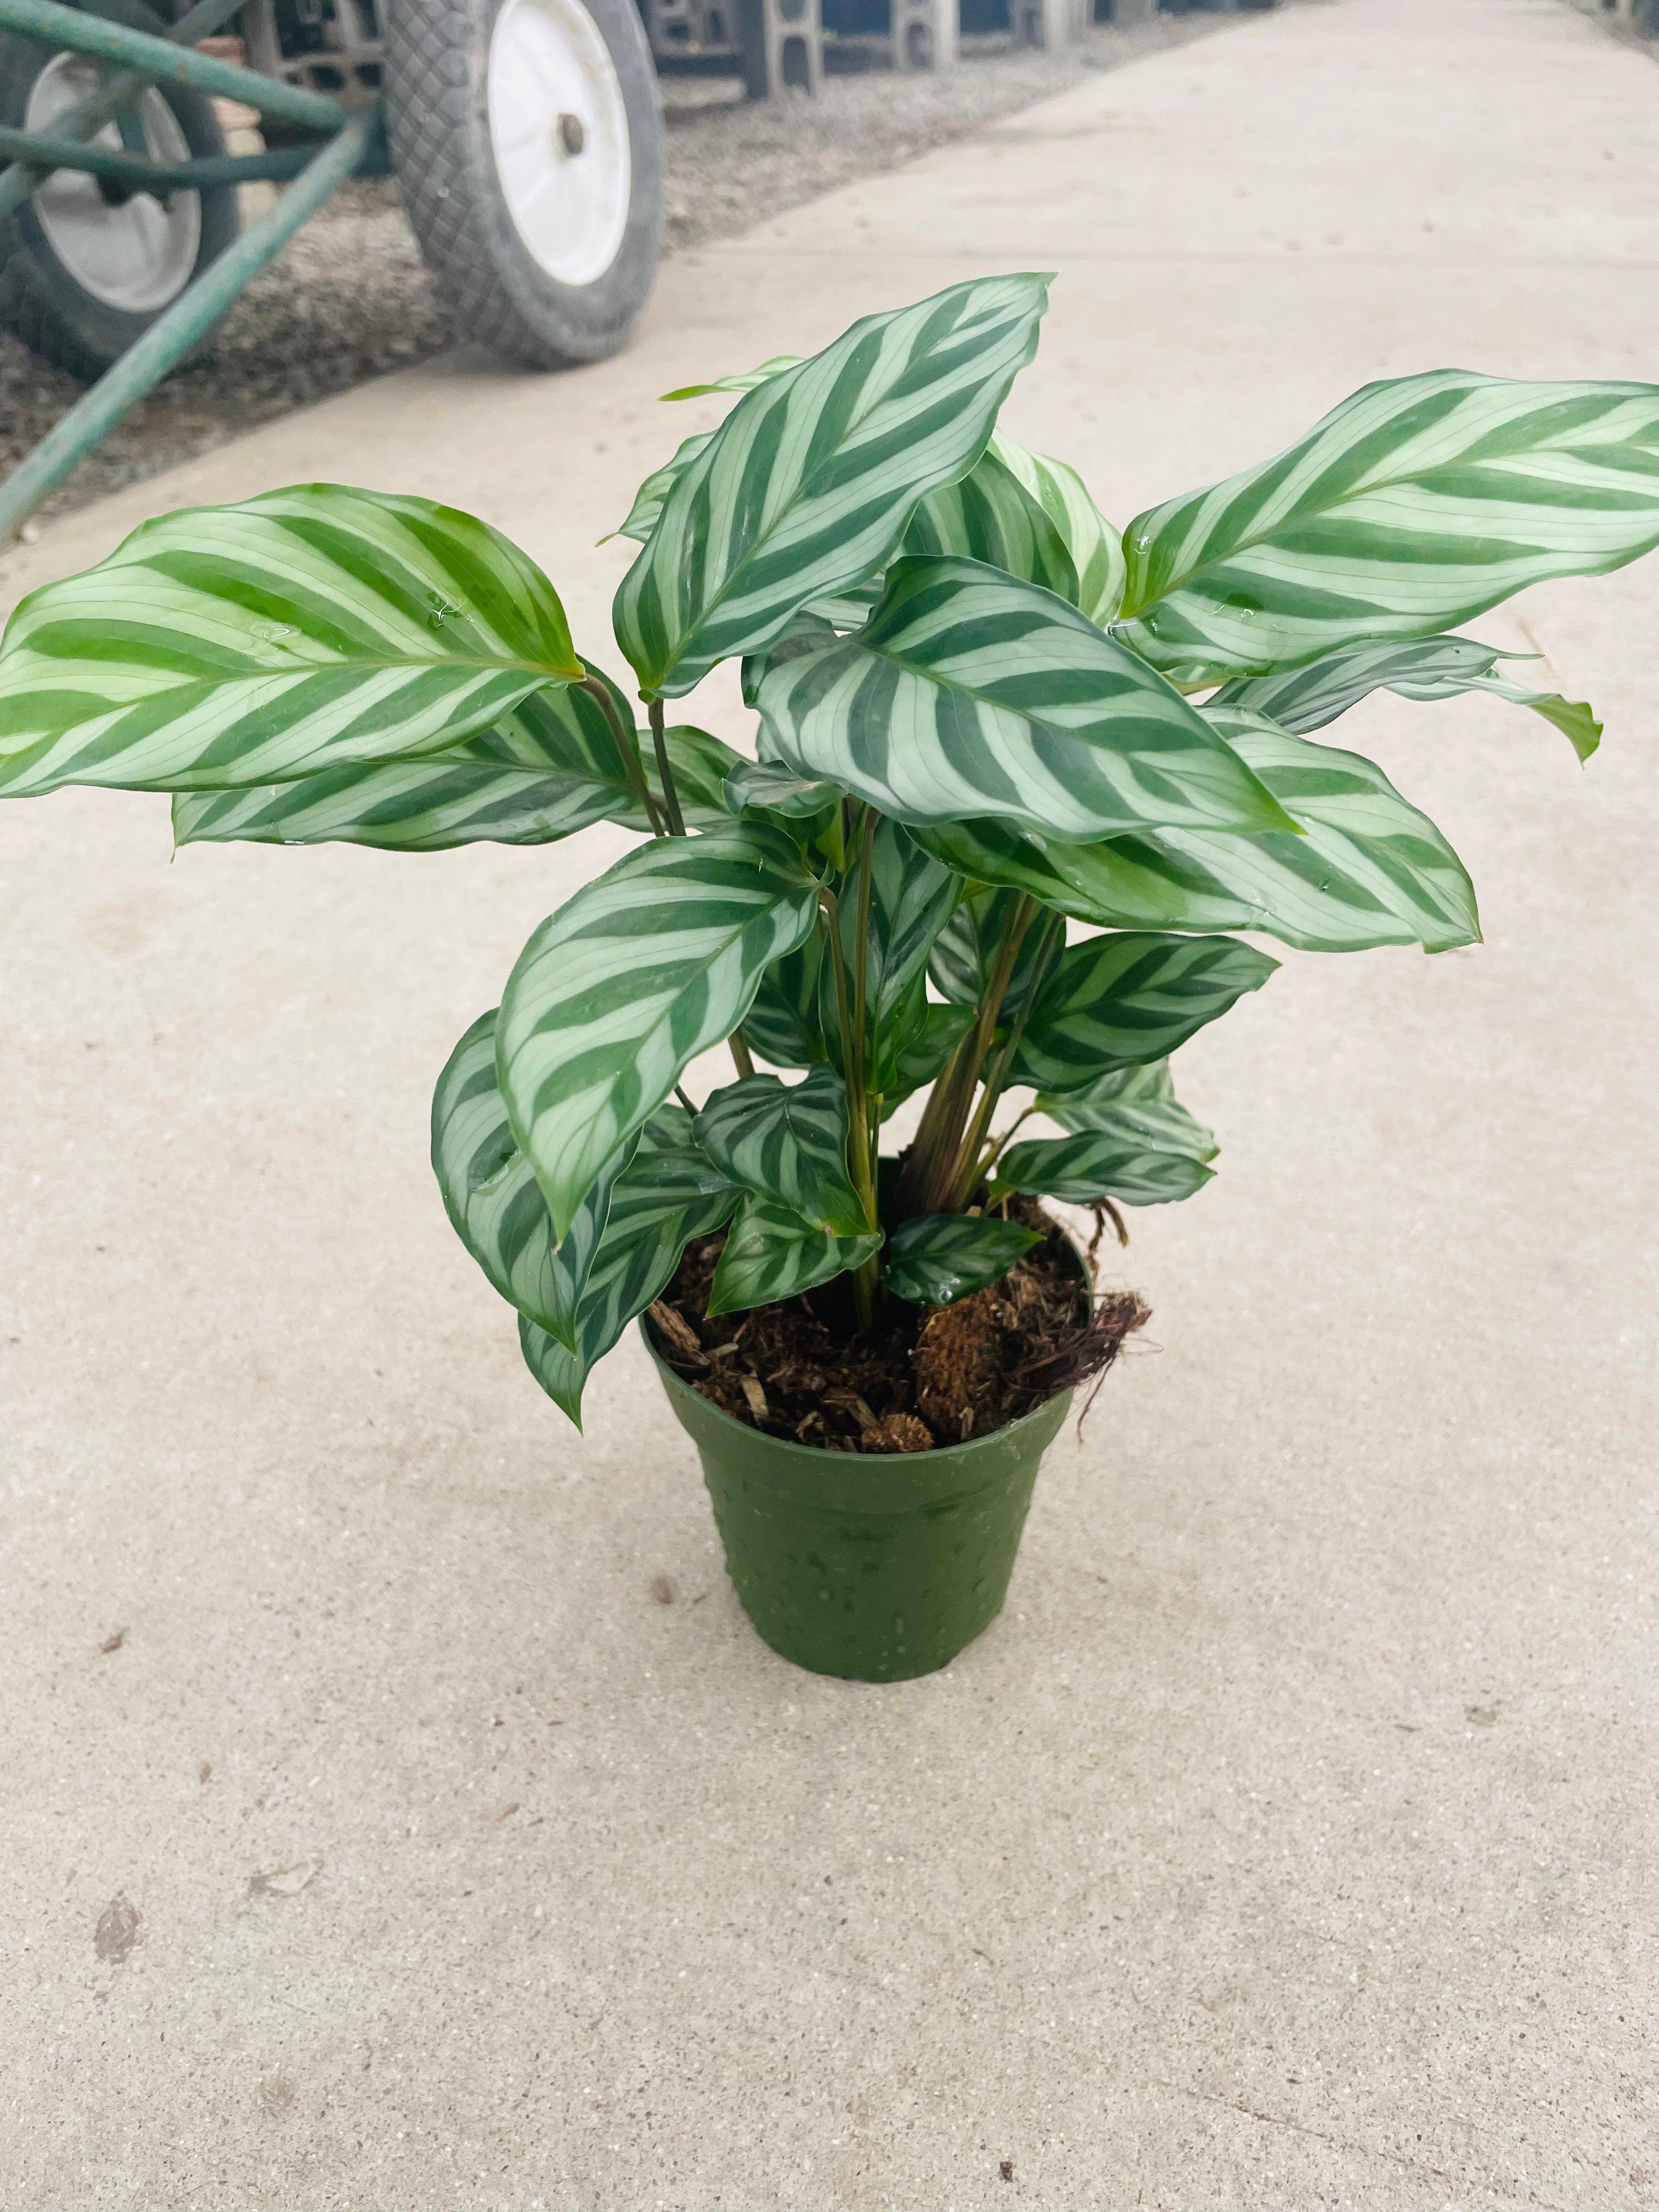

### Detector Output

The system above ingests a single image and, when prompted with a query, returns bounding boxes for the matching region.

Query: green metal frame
[0,0,386,540]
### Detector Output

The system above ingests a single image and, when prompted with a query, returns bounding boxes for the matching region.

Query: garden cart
[0,0,664,535]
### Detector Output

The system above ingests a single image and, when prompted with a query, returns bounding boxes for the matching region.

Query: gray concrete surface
[2,1,1655,2204]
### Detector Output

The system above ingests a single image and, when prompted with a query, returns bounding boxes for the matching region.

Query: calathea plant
[1,275,1653,1444]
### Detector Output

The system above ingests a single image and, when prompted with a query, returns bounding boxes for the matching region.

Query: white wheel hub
[487,0,631,288]
[25,54,201,314]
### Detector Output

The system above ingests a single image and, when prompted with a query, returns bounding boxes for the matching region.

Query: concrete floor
[2,1,1655,2204]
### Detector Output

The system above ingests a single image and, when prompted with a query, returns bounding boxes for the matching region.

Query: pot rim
[637,1228,1088,1472]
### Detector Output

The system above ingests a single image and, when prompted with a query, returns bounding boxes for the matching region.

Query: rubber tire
[385,0,663,370]
[0,0,241,383]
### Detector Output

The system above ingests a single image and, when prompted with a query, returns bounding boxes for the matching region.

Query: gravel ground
[0,10,1237,527]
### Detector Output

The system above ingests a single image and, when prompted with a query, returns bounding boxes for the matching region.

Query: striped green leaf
[741,930,829,1069]
[172,689,737,852]
[173,759,608,853]
[758,556,1295,841]
[913,708,1480,955]
[881,998,973,1118]
[620,724,747,832]
[1215,634,1503,731]
[1011,932,1277,1093]
[742,611,841,708]
[723,757,846,870]
[1117,370,1659,682]
[693,1064,866,1233]
[1214,634,1603,761]
[928,885,1049,1026]
[642,358,1119,628]
[516,1138,742,1426]
[658,354,804,403]
[836,816,961,1034]
[430,1006,637,1348]
[724,758,844,819]
[900,445,1078,602]
[171,670,641,851]
[0,485,582,799]
[1035,1058,1217,1164]
[613,430,714,546]
[497,820,821,1245]
[708,1195,882,1318]
[988,1131,1211,1208]
[613,274,1051,699]
[991,435,1126,624]
[803,821,962,1092]
[882,1213,1040,1307]
[1475,676,1602,763]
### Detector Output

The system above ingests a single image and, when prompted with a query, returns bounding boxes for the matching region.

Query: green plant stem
[902,894,1038,1218]
[579,674,663,836]
[849,804,880,1181]
[647,698,687,836]
[978,1105,1035,1176]
[949,910,1063,1210]
[727,1030,756,1080]
[820,886,879,1331]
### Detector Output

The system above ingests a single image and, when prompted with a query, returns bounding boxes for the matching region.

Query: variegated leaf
[613,274,1050,698]
[741,929,829,1069]
[1117,370,1659,681]
[693,1064,866,1233]
[173,759,610,853]
[612,430,714,546]
[658,354,804,402]
[839,817,961,1030]
[809,819,962,1091]
[1214,634,1503,731]
[1011,932,1277,1093]
[913,707,1480,955]
[928,885,1049,1026]
[1214,634,1602,761]
[758,556,1295,840]
[742,610,841,708]
[172,670,642,851]
[901,445,1078,602]
[0,485,582,798]
[723,757,845,868]
[880,998,973,1117]
[724,758,843,819]
[497,821,821,1244]
[707,1195,882,1318]
[640,355,1119,629]
[516,1142,742,1426]
[882,1213,1040,1306]
[1474,675,1601,763]
[991,434,1126,624]
[430,1007,636,1347]
[1035,1058,1217,1164]
[987,1130,1212,1207]
[615,724,747,832]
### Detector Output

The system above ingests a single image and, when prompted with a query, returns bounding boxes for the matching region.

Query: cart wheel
[386,0,663,370]
[0,0,241,382]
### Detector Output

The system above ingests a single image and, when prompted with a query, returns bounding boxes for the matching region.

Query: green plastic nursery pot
[642,1325,1075,1684]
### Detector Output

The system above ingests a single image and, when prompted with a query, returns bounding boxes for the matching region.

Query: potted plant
[2,276,1653,1679]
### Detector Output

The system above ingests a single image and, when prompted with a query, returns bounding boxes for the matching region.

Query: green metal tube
[0,0,252,225]
[0,112,370,544]
[0,122,387,189]
[0,0,348,132]
[0,121,360,188]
